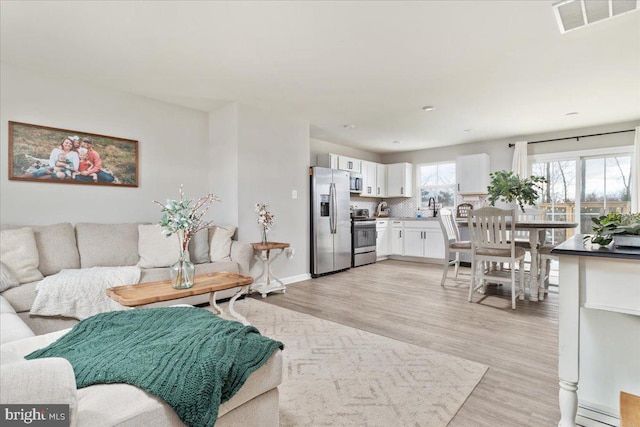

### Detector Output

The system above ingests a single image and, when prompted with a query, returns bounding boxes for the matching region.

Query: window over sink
[418,162,456,210]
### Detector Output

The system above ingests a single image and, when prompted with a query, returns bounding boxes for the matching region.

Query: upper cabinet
[387,163,413,197]
[376,163,387,198]
[337,156,361,173]
[317,153,361,173]
[317,153,412,199]
[456,153,490,194]
[361,160,377,197]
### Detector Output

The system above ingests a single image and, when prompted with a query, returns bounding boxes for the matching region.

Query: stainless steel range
[351,209,377,267]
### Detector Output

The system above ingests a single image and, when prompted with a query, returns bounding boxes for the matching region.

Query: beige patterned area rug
[216,298,488,426]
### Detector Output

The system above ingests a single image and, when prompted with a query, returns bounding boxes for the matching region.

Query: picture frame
[8,121,138,187]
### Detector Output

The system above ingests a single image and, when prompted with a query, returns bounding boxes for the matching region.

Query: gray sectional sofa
[1,222,254,334]
[0,222,283,426]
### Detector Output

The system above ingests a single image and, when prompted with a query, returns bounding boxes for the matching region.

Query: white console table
[250,241,290,298]
[552,236,640,427]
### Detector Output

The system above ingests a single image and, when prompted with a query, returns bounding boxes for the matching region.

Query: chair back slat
[438,209,460,243]
[469,207,514,251]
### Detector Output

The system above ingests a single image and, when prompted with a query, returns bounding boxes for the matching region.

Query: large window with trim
[530,146,633,240]
[418,162,456,209]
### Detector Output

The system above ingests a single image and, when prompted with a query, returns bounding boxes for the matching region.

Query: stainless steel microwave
[350,172,363,194]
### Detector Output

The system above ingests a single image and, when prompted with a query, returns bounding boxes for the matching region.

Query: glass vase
[170,250,195,289]
[261,228,268,245]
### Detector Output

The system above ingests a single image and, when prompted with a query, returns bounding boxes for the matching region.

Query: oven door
[352,223,377,254]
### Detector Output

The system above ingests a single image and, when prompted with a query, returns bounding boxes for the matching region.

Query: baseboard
[282,273,311,284]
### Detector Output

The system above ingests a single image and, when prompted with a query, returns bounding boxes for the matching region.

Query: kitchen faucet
[428,197,438,217]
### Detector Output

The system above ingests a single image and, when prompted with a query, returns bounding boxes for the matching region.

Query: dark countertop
[551,234,640,260]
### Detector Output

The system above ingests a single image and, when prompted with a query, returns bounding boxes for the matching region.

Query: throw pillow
[0,228,44,284]
[0,262,20,292]
[75,223,141,268]
[137,224,185,268]
[33,223,80,276]
[188,229,210,264]
[209,226,236,262]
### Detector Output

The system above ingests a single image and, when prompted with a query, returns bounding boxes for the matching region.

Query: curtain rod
[508,129,635,148]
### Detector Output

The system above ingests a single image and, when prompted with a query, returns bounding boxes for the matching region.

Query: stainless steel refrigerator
[310,167,351,277]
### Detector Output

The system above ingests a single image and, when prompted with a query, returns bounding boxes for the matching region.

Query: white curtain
[511,140,528,178]
[633,126,640,212]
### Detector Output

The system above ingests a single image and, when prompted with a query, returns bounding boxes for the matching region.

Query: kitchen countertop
[373,217,439,221]
[551,234,640,260]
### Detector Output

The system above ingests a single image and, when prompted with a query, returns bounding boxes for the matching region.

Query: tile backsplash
[349,194,490,218]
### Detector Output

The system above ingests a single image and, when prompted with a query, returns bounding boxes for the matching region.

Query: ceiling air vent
[553,0,638,33]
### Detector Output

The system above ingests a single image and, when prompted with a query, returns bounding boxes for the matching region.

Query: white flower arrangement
[255,202,275,232]
[154,185,220,252]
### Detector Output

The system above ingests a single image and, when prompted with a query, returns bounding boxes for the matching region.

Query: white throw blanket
[30,266,141,320]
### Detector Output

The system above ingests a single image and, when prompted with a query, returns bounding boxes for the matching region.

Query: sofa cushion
[209,226,236,262]
[188,229,210,264]
[137,224,183,269]
[0,262,20,292]
[33,223,80,276]
[1,281,38,313]
[76,223,140,268]
[0,296,35,345]
[0,228,44,284]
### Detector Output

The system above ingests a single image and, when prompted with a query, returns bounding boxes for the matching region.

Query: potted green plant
[486,170,547,213]
[585,212,640,247]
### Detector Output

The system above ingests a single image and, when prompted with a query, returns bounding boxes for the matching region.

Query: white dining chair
[438,209,471,286]
[468,207,526,310]
[514,208,546,249]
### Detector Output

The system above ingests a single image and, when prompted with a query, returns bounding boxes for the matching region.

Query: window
[530,147,633,238]
[418,162,456,209]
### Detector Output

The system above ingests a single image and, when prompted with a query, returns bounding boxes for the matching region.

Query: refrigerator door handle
[329,183,337,234]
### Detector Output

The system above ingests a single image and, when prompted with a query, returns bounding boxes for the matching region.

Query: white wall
[0,63,211,225]
[208,103,311,281]
[209,103,239,226]
[311,138,382,165]
[381,120,639,171]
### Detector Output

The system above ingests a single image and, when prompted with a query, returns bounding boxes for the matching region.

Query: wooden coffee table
[106,272,254,325]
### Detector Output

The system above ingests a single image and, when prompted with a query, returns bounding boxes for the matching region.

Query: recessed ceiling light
[393,140,400,144]
[421,106,435,112]
[566,112,579,116]
[343,124,355,129]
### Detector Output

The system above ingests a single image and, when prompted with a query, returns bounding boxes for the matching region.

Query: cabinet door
[376,223,389,257]
[390,225,403,255]
[403,229,425,257]
[424,228,445,260]
[376,163,387,197]
[361,161,377,197]
[456,153,490,194]
[386,163,413,197]
[338,156,361,173]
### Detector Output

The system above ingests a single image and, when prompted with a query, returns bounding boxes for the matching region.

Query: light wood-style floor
[252,259,560,427]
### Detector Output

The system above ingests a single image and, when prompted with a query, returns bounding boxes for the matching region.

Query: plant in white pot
[486,170,547,213]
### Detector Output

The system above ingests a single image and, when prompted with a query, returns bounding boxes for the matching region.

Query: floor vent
[553,0,638,33]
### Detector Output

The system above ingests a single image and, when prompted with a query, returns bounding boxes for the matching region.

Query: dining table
[513,220,579,301]
[459,219,579,301]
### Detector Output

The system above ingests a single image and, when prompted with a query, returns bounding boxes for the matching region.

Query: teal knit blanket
[26,307,284,427]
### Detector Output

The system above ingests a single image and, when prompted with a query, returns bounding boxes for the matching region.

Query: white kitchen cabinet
[386,163,413,197]
[456,153,490,194]
[376,163,387,197]
[402,221,445,260]
[376,220,389,258]
[317,153,361,173]
[361,160,377,197]
[390,220,404,255]
[338,156,361,173]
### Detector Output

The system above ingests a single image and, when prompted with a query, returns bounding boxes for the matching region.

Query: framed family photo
[8,121,139,187]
